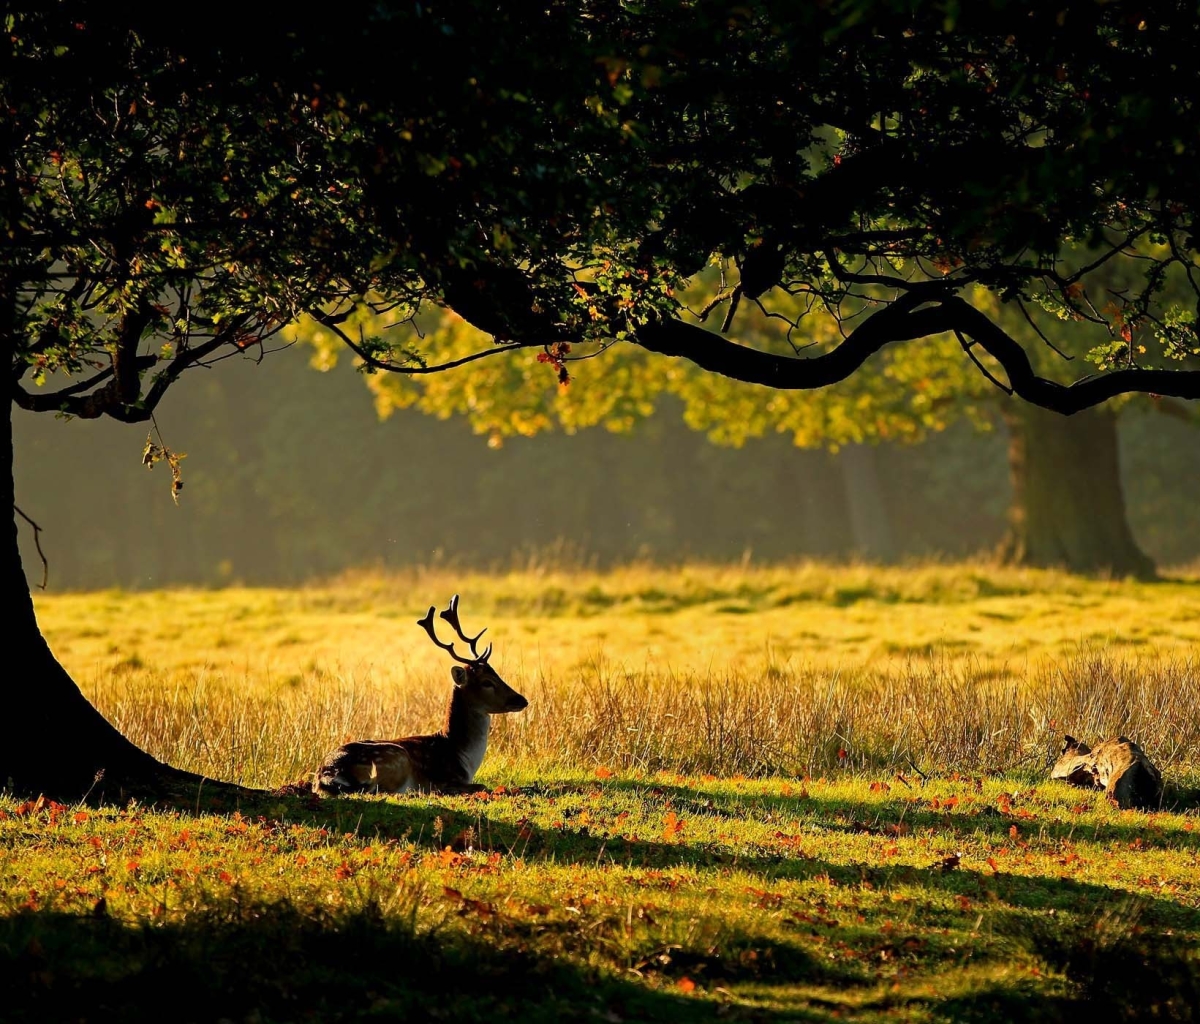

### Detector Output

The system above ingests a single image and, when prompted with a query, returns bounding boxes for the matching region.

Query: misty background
[14,347,1200,590]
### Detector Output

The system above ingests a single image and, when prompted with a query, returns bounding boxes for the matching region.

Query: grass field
[4,561,1199,1021]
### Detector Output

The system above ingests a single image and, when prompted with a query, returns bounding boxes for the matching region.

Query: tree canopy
[7,0,1200,430]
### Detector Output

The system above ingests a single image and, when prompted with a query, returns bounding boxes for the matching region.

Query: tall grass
[86,649,1198,787]
[34,559,1195,787]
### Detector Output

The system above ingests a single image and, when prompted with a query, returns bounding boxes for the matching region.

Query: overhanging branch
[634,297,1200,415]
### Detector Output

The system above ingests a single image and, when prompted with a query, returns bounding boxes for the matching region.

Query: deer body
[1050,734,1162,810]
[314,597,527,796]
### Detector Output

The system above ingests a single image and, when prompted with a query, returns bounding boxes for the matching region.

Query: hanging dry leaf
[141,430,187,504]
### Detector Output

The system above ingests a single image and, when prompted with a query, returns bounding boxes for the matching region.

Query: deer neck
[443,688,490,781]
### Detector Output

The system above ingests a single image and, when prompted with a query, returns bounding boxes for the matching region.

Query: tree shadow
[6,894,1190,1023]
[223,785,1200,937]
[593,777,1200,852]
[0,903,726,1024]
[8,786,1196,1022]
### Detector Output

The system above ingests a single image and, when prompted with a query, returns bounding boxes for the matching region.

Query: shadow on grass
[214,783,1200,938]
[145,773,1200,936]
[9,787,1198,1023]
[0,902,721,1024]
[1025,916,1200,1023]
[594,778,1200,851]
[7,900,1193,1024]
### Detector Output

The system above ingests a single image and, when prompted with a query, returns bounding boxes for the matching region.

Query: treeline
[14,347,1199,590]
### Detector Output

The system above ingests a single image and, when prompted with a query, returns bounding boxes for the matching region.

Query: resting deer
[314,595,527,796]
[1050,734,1163,810]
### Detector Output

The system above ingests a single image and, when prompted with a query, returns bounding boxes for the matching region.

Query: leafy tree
[4,2,1199,798]
[350,286,1195,577]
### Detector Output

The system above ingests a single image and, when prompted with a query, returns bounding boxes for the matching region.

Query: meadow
[3,560,1199,1021]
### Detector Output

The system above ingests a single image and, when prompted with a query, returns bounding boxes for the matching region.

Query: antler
[439,593,492,662]
[417,594,491,664]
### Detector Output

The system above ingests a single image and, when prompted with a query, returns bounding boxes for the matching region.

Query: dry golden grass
[34,560,1200,789]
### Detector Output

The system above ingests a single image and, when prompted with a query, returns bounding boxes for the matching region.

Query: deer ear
[451,665,469,688]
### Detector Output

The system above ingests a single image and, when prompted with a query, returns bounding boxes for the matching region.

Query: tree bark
[998,404,1155,578]
[2,396,243,803]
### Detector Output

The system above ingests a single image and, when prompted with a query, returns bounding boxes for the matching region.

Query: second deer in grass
[314,595,527,796]
[1050,734,1163,810]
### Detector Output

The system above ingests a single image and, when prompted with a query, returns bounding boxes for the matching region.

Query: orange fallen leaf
[662,811,685,840]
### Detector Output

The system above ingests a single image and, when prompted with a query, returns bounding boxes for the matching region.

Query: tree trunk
[838,443,896,562]
[999,404,1155,578]
[3,397,244,803]
[792,448,852,558]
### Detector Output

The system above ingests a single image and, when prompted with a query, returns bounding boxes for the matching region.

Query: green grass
[6,560,1200,1020]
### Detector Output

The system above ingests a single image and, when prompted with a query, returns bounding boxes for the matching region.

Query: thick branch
[12,356,157,413]
[113,319,258,423]
[635,297,1200,415]
[113,304,154,404]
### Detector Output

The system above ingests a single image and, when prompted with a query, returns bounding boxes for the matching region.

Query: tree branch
[634,297,1200,415]
[11,356,157,413]
[111,320,257,423]
[314,314,533,374]
[13,504,48,589]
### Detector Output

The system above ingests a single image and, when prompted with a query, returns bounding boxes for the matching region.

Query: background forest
[13,348,1200,590]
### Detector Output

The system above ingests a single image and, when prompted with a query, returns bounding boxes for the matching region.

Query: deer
[313,595,527,796]
[1050,734,1163,810]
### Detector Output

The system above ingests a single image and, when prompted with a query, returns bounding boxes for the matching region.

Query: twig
[695,288,736,322]
[1015,296,1073,361]
[955,329,1014,395]
[907,759,929,783]
[13,504,49,589]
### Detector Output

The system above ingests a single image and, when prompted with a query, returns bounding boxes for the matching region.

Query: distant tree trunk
[998,404,1155,578]
[838,443,895,561]
[2,393,245,802]
[793,449,851,557]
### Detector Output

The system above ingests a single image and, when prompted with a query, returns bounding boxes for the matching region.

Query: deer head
[417,595,527,713]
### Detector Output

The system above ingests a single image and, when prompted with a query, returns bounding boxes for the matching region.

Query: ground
[3,561,1198,1021]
